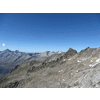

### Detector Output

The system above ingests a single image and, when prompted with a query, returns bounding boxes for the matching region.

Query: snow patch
[62,79,65,81]
[76,70,78,73]
[58,70,63,73]
[63,59,66,61]
[77,60,81,62]
[96,59,100,62]
[89,64,93,67]
[68,59,71,60]
[91,60,93,62]
[89,63,100,68]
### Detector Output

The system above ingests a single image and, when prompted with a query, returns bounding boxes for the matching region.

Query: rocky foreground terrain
[1,47,100,88]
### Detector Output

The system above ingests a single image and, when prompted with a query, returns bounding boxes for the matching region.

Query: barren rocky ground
[1,47,100,88]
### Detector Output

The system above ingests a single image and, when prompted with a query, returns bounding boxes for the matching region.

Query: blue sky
[0,13,100,52]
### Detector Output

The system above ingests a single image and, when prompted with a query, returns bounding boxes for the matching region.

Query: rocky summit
[1,47,100,88]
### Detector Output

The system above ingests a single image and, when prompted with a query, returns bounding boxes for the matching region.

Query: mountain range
[1,47,100,88]
[0,49,62,78]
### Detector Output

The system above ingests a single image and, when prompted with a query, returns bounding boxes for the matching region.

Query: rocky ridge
[1,47,100,88]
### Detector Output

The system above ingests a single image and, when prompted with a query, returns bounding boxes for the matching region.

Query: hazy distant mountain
[0,49,62,78]
[2,47,100,88]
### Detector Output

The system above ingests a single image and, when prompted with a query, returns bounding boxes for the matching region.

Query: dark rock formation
[10,65,19,73]
[63,48,77,58]
[4,81,19,88]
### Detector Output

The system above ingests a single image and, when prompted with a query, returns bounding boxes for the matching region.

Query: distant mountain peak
[58,51,62,53]
[4,49,11,52]
[6,49,10,50]
[15,50,19,53]
[45,51,50,55]
[54,51,62,53]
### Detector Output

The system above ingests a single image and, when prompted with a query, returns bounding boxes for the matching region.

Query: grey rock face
[63,48,77,58]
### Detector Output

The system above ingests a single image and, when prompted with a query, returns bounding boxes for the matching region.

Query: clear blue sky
[0,13,100,52]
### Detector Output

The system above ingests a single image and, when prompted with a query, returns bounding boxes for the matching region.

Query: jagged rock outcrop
[63,48,77,58]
